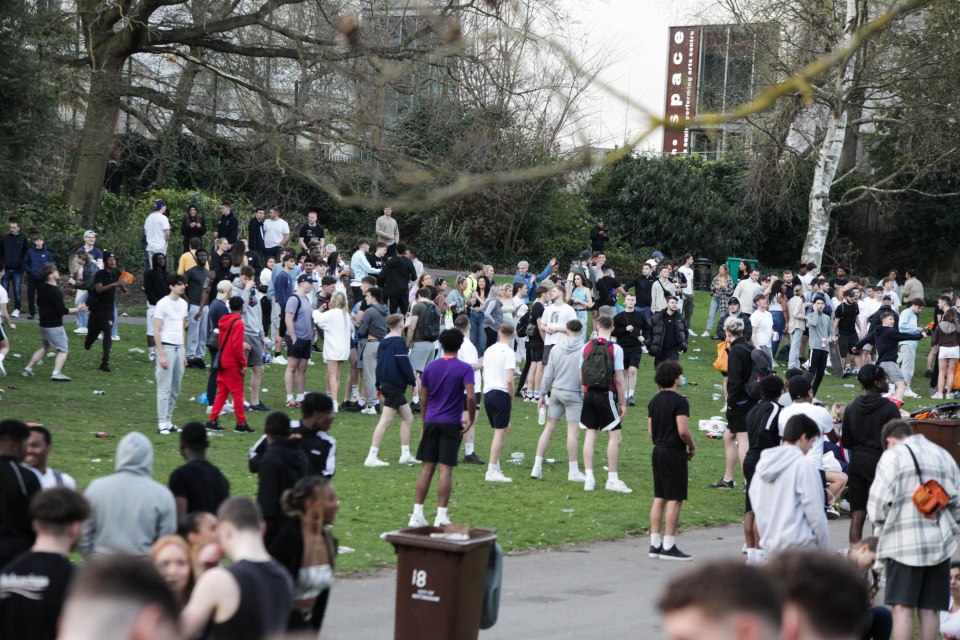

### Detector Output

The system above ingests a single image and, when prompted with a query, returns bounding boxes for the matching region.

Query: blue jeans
[706,298,721,331]
[113,305,119,338]
[1,269,23,311]
[771,310,785,359]
[469,310,486,352]
[75,291,89,329]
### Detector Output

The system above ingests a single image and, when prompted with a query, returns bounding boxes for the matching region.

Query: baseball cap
[788,376,812,400]
[728,297,740,307]
[216,280,232,300]
[652,251,664,259]
[83,229,97,238]
[579,250,592,261]
[153,199,166,211]
[102,251,115,261]
[296,273,315,284]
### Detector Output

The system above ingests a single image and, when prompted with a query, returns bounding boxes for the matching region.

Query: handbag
[211,318,240,371]
[905,445,950,518]
[713,341,729,373]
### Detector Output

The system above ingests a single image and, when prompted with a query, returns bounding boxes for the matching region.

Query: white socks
[401,445,411,457]
[608,472,619,482]
[287,394,294,402]
[465,442,475,456]
[487,463,500,474]
[585,469,595,480]
[436,506,448,521]
[568,462,579,474]
[412,504,424,519]
[368,447,379,458]
[532,456,543,475]
[663,536,676,550]
[651,533,662,548]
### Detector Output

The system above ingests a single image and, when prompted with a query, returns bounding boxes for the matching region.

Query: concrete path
[323,519,852,639]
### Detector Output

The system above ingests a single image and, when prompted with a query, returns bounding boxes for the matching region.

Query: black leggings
[811,348,828,396]
[386,294,408,315]
[84,313,113,365]
[517,343,532,393]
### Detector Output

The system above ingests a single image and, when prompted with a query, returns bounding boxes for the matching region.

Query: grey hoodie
[540,336,585,394]
[232,278,265,338]
[358,302,389,340]
[747,444,829,554]
[79,432,177,557]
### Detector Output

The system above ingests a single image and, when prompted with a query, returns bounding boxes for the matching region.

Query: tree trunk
[156,60,201,187]
[63,60,124,224]
[801,107,847,269]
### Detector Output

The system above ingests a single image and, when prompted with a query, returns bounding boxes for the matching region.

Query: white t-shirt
[262,218,290,249]
[777,402,834,470]
[798,272,815,290]
[144,212,170,252]
[154,295,188,345]
[29,466,77,490]
[751,309,773,347]
[884,289,901,310]
[482,342,516,393]
[858,297,880,332]
[458,335,481,387]
[544,302,577,346]
[678,266,694,295]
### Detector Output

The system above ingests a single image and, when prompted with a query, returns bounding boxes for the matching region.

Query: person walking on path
[154,274,189,435]
[22,264,85,382]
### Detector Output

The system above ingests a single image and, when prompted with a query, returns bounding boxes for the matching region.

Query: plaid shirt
[867,434,960,567]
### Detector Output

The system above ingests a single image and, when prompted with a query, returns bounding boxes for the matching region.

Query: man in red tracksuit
[206,296,252,432]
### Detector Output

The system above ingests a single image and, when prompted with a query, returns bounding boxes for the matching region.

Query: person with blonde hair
[313,291,352,412]
[150,535,194,609]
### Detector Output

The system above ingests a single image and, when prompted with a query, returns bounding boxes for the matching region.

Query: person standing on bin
[408,329,476,529]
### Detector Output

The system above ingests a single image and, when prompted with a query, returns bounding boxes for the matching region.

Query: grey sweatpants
[156,344,185,425]
[362,340,380,405]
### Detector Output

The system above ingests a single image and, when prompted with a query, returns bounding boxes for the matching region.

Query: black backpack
[515,308,533,338]
[581,339,614,388]
[744,346,773,400]
[418,302,442,341]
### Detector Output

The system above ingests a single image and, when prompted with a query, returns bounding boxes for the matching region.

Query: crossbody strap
[904,444,923,481]
[220,318,240,347]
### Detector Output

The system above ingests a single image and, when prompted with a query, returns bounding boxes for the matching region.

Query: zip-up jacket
[23,246,53,278]
[376,335,417,392]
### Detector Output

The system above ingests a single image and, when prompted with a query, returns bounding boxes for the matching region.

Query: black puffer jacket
[648,310,688,356]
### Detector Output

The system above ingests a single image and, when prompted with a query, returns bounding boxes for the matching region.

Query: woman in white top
[512,282,529,365]
[942,561,960,638]
[313,291,352,412]
[767,278,787,361]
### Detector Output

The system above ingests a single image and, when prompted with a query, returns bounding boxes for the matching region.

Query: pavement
[323,518,853,639]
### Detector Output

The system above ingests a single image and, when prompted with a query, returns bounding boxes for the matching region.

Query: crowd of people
[3,208,960,639]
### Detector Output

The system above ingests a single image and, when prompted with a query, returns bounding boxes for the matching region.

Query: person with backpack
[648,360,696,561]
[648,295,688,366]
[580,316,631,494]
[406,287,441,412]
[482,324,518,483]
[712,316,757,490]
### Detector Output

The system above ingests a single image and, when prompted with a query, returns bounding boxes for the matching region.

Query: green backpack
[581,339,614,388]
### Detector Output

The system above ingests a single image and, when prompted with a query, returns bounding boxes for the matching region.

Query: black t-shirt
[627,275,654,308]
[746,400,782,454]
[528,301,545,345]
[185,266,210,306]
[0,551,73,640]
[595,276,620,306]
[88,268,119,314]
[0,456,41,566]
[299,223,324,247]
[168,459,230,514]
[38,283,69,328]
[829,278,849,296]
[835,301,859,334]
[648,390,690,451]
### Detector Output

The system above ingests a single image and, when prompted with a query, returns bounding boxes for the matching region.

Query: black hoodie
[841,392,901,454]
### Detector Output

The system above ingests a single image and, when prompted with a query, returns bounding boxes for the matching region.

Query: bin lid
[693,258,712,266]
[385,527,497,553]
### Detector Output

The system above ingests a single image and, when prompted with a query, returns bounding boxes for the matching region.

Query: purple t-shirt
[422,356,475,424]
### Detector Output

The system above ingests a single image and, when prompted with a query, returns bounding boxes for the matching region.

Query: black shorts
[837,332,858,357]
[286,336,312,359]
[416,422,462,466]
[580,388,620,431]
[743,453,760,512]
[623,346,643,369]
[884,559,950,611]
[382,387,408,410]
[846,450,882,511]
[726,400,754,434]
[542,344,554,365]
[652,446,688,501]
[483,390,512,429]
[527,343,544,363]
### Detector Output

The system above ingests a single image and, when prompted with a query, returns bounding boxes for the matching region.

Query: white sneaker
[701,331,711,337]
[360,406,377,415]
[530,468,542,480]
[11,309,19,318]
[73,327,87,335]
[484,470,513,483]
[0,360,5,377]
[307,359,315,365]
[112,335,120,341]
[568,470,587,482]
[688,329,697,336]
[605,478,633,494]
[158,424,173,435]
[148,352,156,362]
[50,372,71,382]
[434,514,452,527]
[903,389,921,399]
[272,355,288,365]
[333,401,338,413]
[584,476,596,491]
[408,513,429,528]
[364,457,389,468]
[398,454,420,466]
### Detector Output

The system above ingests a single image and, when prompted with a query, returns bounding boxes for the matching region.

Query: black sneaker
[462,453,485,465]
[99,363,111,372]
[925,369,933,379]
[234,423,254,433]
[411,402,421,413]
[648,545,662,559]
[249,402,271,412]
[343,401,362,412]
[659,546,692,562]
[205,420,224,431]
[710,479,736,489]
[627,396,636,407]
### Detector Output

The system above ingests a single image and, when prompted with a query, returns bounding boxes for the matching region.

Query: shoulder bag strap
[904,444,924,481]
[220,318,240,348]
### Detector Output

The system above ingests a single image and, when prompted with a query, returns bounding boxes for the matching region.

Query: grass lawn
[0,291,941,573]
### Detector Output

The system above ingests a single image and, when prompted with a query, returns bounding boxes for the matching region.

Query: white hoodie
[748,444,829,554]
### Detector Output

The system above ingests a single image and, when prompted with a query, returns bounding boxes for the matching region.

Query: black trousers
[84,312,114,364]
[386,294,408,315]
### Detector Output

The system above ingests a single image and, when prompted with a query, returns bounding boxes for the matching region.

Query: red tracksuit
[210,313,247,424]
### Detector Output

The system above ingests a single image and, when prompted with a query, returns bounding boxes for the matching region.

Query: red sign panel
[662,26,701,154]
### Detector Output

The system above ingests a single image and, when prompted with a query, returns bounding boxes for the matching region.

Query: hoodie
[540,336,585,394]
[935,320,960,349]
[23,246,53,278]
[79,433,177,557]
[748,444,829,553]
[856,325,922,363]
[376,335,417,392]
[231,279,264,338]
[358,302,388,340]
[216,312,247,368]
[842,392,901,454]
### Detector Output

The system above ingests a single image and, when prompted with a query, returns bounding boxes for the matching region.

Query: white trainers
[398,454,420,465]
[584,476,596,491]
[408,513,429,528]
[605,478,633,494]
[530,468,542,480]
[701,330,711,337]
[361,406,377,415]
[11,309,19,318]
[73,327,87,335]
[364,457,389,468]
[272,355,288,365]
[568,470,587,482]
[50,372,71,382]
[484,470,513,483]
[158,424,174,435]
[434,514,452,527]
[688,329,697,336]
[903,389,921,399]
